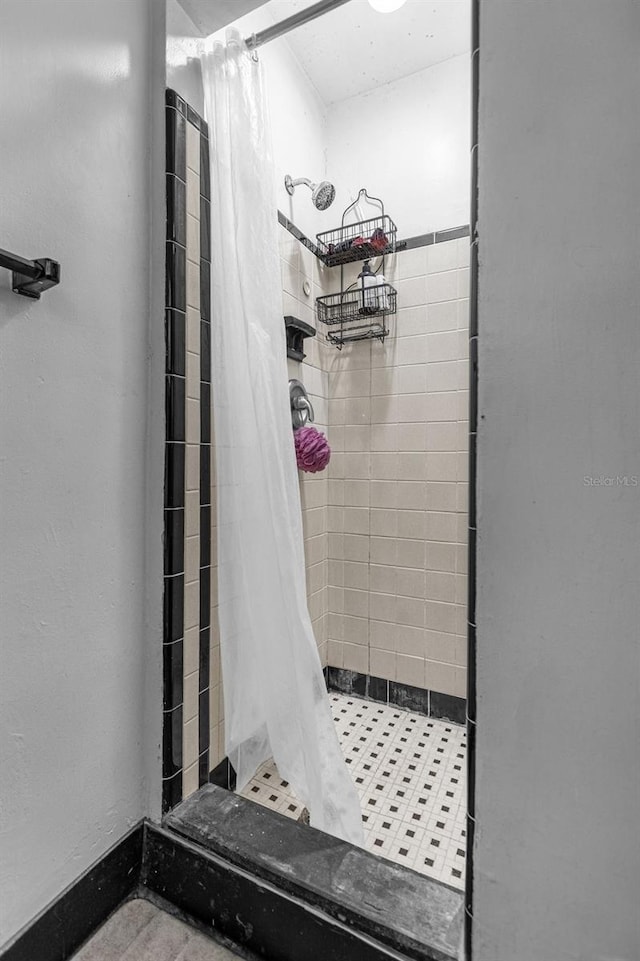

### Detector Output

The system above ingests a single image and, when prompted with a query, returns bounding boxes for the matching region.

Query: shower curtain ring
[249,34,259,61]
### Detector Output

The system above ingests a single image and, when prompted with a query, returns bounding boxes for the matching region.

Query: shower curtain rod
[245,0,352,50]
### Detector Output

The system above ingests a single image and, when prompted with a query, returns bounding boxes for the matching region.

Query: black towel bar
[0,247,60,299]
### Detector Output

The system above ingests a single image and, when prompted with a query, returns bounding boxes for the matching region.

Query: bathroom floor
[239,692,467,891]
[71,898,244,960]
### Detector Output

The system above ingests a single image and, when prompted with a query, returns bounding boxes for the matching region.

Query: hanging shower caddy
[315,189,398,348]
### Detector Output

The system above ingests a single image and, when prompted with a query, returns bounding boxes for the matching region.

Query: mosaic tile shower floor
[238,691,467,891]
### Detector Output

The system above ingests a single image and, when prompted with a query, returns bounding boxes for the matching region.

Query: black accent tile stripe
[199,628,210,692]
[162,705,183,779]
[466,5,480,957]
[165,309,186,378]
[200,197,211,263]
[165,104,186,179]
[164,508,184,577]
[162,771,183,815]
[199,260,211,321]
[0,825,143,961]
[163,574,184,645]
[199,507,211,566]
[389,681,429,716]
[164,89,189,816]
[198,749,210,789]
[166,174,186,246]
[325,667,466,724]
[165,242,186,311]
[198,690,210,754]
[163,638,183,712]
[434,225,470,243]
[165,375,185,442]
[200,134,210,201]
[200,382,211,444]
[164,442,185,509]
[199,567,210,629]
[200,321,211,383]
[200,453,211,507]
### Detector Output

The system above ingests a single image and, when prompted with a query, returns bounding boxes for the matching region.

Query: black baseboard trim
[154,802,461,961]
[0,822,144,961]
[326,667,466,725]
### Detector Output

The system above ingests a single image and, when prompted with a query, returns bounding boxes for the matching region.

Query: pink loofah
[294,426,331,473]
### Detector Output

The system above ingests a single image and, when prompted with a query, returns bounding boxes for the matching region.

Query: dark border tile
[0,825,143,961]
[163,574,184,644]
[163,638,183,712]
[165,309,186,377]
[467,526,476,626]
[429,692,466,725]
[165,375,185,443]
[198,690,209,754]
[209,757,237,791]
[199,567,211,629]
[402,232,435,250]
[469,336,478,432]
[165,105,186,179]
[200,197,211,263]
[200,322,211,383]
[164,442,185,509]
[164,508,184,577]
[200,506,211,566]
[367,675,389,703]
[200,134,210,201]
[389,681,429,715]
[166,89,186,115]
[166,174,186,246]
[186,104,202,130]
[198,750,210,788]
[200,382,211,444]
[163,705,183,779]
[200,451,211,507]
[434,225,470,243]
[165,242,186,311]
[200,260,211,322]
[326,666,366,696]
[162,771,183,814]
[199,627,210,693]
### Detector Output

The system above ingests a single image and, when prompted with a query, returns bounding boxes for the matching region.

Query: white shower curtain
[201,32,364,846]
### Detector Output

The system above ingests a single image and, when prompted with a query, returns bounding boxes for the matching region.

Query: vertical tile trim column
[163,90,213,812]
[163,90,188,813]
[199,123,212,787]
[465,2,480,957]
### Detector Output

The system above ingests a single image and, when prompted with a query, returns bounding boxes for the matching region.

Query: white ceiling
[178,0,470,105]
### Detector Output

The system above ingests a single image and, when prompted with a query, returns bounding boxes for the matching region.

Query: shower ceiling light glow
[367,0,408,12]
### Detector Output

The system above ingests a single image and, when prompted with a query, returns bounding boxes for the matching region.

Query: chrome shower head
[285,174,336,210]
[312,180,336,210]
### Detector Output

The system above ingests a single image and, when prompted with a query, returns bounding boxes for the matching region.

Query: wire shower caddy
[315,189,398,348]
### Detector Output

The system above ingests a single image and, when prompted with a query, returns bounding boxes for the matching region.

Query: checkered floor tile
[238,692,467,890]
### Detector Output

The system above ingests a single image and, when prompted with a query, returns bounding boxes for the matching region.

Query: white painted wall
[327,55,471,237]
[262,39,329,241]
[167,0,205,116]
[0,0,165,946]
[475,2,640,959]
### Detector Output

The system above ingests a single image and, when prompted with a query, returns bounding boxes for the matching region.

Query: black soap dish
[284,315,316,362]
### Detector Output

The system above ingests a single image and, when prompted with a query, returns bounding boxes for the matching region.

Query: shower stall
[163,0,472,902]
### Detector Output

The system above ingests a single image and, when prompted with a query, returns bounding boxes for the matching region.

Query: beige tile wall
[323,238,470,699]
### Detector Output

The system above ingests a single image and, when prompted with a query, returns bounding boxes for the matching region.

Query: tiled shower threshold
[165,785,463,961]
[164,692,465,961]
